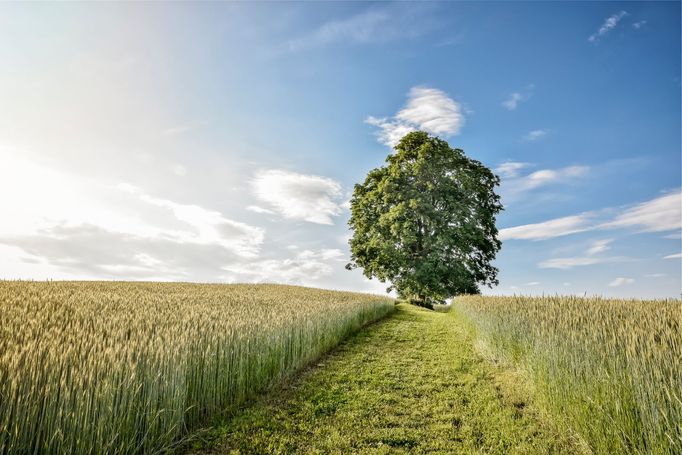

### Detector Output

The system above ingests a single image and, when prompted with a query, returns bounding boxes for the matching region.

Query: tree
[346,131,502,308]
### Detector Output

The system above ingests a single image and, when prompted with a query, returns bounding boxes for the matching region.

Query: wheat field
[0,281,394,454]
[453,295,682,454]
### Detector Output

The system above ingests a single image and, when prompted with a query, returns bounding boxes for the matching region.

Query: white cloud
[589,11,628,43]
[288,10,387,51]
[525,281,540,286]
[500,214,594,241]
[663,253,682,260]
[494,161,532,179]
[171,164,187,177]
[318,248,345,261]
[539,256,626,270]
[519,166,589,190]
[599,190,681,233]
[539,240,623,270]
[644,273,666,278]
[499,164,589,201]
[0,148,266,280]
[285,6,434,52]
[502,93,523,110]
[586,238,613,256]
[633,20,647,29]
[223,248,344,284]
[246,205,276,215]
[609,277,634,287]
[365,116,415,148]
[502,85,534,110]
[523,129,548,141]
[251,169,343,225]
[119,184,265,258]
[366,86,464,146]
[4,224,256,280]
[502,189,682,241]
[396,87,464,135]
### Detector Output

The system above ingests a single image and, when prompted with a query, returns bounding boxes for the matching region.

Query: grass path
[194,304,581,454]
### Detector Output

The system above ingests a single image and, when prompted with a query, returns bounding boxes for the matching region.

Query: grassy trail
[195,304,581,454]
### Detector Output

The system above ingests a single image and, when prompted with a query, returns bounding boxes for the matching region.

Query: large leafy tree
[346,131,502,308]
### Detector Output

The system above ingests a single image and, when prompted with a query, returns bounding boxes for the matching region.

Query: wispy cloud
[539,239,627,270]
[223,248,345,284]
[523,129,548,141]
[366,86,464,146]
[251,169,343,225]
[494,161,532,179]
[586,238,612,255]
[609,277,634,287]
[501,164,590,199]
[502,84,534,110]
[0,182,266,280]
[285,6,436,52]
[500,214,594,241]
[632,20,647,29]
[663,253,682,260]
[538,165,585,183]
[502,93,523,111]
[365,117,415,148]
[502,189,682,241]
[246,205,275,215]
[541,256,624,269]
[599,190,681,233]
[120,184,265,257]
[289,10,387,51]
[589,11,628,43]
[494,161,592,205]
[0,149,273,280]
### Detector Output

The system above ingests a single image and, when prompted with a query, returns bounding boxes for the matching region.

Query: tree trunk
[411,294,433,310]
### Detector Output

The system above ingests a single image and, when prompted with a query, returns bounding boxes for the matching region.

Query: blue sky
[0,2,679,298]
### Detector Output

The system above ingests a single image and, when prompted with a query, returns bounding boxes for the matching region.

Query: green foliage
[347,131,502,306]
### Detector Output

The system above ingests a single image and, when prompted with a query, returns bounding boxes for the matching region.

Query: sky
[0,2,680,298]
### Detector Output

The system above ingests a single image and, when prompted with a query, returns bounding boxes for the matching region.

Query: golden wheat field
[453,295,682,455]
[0,281,394,454]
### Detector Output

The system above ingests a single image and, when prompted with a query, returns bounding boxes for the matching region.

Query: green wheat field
[1,281,680,454]
[0,281,393,454]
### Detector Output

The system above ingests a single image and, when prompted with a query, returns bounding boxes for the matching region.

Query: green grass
[194,304,582,454]
[453,295,682,455]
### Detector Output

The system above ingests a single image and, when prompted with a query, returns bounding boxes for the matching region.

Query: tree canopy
[346,131,502,308]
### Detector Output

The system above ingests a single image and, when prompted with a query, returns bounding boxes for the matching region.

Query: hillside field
[0,281,394,454]
[1,282,680,454]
